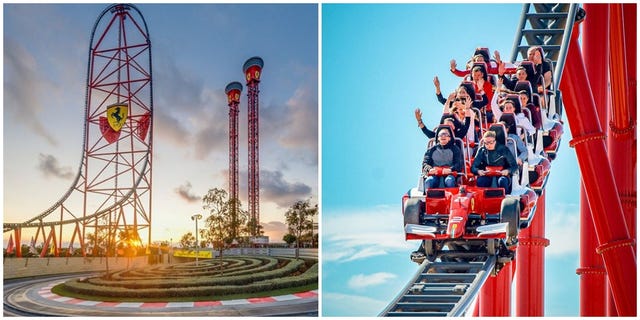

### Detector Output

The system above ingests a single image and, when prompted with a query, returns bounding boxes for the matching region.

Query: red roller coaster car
[403,166,537,268]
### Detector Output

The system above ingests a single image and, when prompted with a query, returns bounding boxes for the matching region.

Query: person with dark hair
[450,48,503,77]
[469,64,494,113]
[471,131,518,194]
[422,126,464,189]
[518,90,542,129]
[527,45,552,94]
[499,65,529,92]
[493,80,536,135]
[415,93,472,139]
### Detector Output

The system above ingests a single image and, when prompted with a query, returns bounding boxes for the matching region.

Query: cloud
[152,53,229,159]
[154,109,191,146]
[348,272,397,289]
[262,221,288,243]
[278,81,319,164]
[545,203,580,256]
[37,153,74,179]
[322,205,415,263]
[259,77,318,166]
[4,38,58,146]
[174,182,201,203]
[193,117,228,160]
[260,169,313,208]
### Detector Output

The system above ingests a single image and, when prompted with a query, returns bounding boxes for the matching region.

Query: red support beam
[607,5,637,315]
[576,3,609,316]
[560,17,637,316]
[623,3,637,121]
[608,4,637,241]
[516,193,549,316]
[14,228,22,258]
[479,262,513,316]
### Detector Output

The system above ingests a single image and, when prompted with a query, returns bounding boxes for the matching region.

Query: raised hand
[414,108,423,122]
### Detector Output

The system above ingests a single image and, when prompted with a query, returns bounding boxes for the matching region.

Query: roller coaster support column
[607,4,637,315]
[515,193,549,316]
[575,3,608,316]
[479,261,512,316]
[560,16,637,316]
[14,228,22,258]
[608,4,636,237]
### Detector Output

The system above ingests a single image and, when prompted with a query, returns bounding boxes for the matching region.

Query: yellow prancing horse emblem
[107,103,128,132]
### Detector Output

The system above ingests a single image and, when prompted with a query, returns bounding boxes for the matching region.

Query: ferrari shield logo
[106,104,128,131]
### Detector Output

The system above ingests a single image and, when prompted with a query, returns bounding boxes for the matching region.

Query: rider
[422,126,464,189]
[471,130,518,194]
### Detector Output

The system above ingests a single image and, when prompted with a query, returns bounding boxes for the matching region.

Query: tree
[283,233,297,247]
[179,232,195,250]
[284,199,318,258]
[85,228,109,256]
[227,197,249,241]
[201,188,248,256]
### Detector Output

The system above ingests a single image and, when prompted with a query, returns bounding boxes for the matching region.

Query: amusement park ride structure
[4,4,153,260]
[3,4,268,260]
[225,81,243,204]
[382,3,636,317]
[243,57,265,236]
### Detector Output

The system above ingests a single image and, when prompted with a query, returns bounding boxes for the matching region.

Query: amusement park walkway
[4,274,318,316]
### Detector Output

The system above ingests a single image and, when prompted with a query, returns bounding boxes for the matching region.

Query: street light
[191,214,203,266]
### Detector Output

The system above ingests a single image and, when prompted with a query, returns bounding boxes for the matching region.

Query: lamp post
[191,214,202,266]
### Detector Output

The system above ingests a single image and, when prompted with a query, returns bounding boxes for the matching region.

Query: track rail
[380,255,496,317]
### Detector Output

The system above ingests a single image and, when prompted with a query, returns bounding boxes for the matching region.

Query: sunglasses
[438,133,451,137]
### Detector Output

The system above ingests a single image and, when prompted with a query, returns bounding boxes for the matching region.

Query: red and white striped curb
[38,282,318,309]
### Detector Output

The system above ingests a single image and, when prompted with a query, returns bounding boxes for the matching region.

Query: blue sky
[322,3,581,316]
[3,3,318,244]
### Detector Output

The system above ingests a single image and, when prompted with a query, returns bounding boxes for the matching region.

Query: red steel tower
[225,82,242,202]
[243,57,264,236]
[2,4,153,258]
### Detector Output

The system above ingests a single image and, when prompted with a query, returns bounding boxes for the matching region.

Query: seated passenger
[422,126,464,189]
[499,65,529,91]
[527,45,553,94]
[450,47,502,77]
[517,89,542,129]
[499,115,527,166]
[471,131,518,194]
[451,104,480,143]
[491,87,536,136]
[459,82,490,123]
[415,94,472,140]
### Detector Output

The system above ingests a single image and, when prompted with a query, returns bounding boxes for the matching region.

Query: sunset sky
[3,3,318,244]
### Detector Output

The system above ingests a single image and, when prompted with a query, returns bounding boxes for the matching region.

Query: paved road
[4,274,318,316]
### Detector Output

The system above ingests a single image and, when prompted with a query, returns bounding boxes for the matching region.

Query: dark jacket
[420,114,470,140]
[422,127,464,175]
[471,144,518,175]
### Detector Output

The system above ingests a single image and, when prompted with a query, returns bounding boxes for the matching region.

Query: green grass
[51,283,318,302]
[49,256,317,302]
